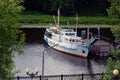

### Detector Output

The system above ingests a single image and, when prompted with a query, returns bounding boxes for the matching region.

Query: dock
[91,36,119,57]
[91,40,113,56]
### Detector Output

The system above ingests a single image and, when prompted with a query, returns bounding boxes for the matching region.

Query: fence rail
[14,73,104,80]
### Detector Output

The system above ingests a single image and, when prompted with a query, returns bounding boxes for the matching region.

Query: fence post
[81,73,84,80]
[61,74,63,80]
[39,75,41,80]
[17,76,19,80]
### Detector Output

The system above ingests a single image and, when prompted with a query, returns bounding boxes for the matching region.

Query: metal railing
[14,73,104,80]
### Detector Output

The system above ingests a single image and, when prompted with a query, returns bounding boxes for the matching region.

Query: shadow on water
[20,28,115,44]
[87,59,93,75]
[20,28,46,44]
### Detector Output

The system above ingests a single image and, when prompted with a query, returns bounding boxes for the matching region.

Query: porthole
[82,50,85,54]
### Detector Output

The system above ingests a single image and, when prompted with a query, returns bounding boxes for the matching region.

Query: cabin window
[72,39,74,42]
[65,33,75,36]
[65,33,68,35]
[69,33,75,36]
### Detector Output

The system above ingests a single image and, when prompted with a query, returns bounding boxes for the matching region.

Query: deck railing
[14,73,104,80]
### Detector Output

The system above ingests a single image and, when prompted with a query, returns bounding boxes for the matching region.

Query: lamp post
[25,67,39,80]
[41,44,58,80]
[113,69,119,80]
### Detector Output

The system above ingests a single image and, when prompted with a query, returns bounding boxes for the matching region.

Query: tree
[102,50,120,80]
[0,0,25,79]
[59,0,75,16]
[23,0,109,16]
[74,0,108,16]
[107,0,120,19]
[111,25,120,41]
[102,25,120,80]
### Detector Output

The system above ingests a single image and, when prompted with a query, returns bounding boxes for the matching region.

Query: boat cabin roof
[61,29,76,36]
[62,29,74,32]
[65,35,81,39]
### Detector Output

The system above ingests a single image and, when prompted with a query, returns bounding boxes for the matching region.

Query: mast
[98,25,100,38]
[87,26,89,40]
[57,9,60,28]
[53,15,57,27]
[67,21,70,29]
[76,13,78,37]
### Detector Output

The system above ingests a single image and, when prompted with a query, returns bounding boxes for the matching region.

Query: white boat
[44,10,98,58]
[44,26,97,58]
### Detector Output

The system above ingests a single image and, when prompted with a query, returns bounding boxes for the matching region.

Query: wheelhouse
[62,29,76,37]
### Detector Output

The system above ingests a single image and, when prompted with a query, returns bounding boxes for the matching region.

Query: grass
[18,12,120,25]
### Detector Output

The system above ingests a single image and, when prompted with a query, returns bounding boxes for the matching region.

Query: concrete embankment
[21,23,115,28]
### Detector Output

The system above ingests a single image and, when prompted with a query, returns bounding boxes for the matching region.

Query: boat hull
[44,36,90,58]
[51,47,88,59]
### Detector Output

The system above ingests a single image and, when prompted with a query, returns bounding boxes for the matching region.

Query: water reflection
[87,59,93,75]
[14,43,107,76]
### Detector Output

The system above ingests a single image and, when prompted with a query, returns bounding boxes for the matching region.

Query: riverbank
[19,12,119,25]
[21,23,116,28]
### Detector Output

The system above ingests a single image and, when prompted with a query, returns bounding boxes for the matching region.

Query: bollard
[61,74,63,80]
[17,76,19,80]
[39,75,41,80]
[81,73,84,80]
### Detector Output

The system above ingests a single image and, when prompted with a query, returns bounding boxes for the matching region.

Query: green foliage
[103,23,120,80]
[23,0,109,16]
[19,12,119,25]
[109,49,120,59]
[102,58,114,80]
[59,0,75,16]
[102,50,120,80]
[111,25,120,41]
[102,39,120,80]
[107,0,120,19]
[0,0,25,79]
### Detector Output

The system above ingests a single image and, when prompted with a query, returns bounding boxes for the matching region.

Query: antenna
[76,13,78,37]
[67,21,70,29]
[53,15,57,27]
[57,9,60,28]
[97,25,100,38]
[87,24,89,40]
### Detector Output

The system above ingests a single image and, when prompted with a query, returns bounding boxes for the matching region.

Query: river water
[13,28,114,76]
